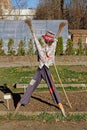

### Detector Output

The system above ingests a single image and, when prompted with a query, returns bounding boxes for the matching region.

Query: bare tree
[35,0,64,20]
[0,0,27,20]
[64,0,87,29]
[0,0,13,19]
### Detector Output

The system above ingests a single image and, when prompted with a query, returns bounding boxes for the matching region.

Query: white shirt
[33,33,57,68]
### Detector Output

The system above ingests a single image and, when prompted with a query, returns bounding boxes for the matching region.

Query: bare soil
[0,91,87,130]
[0,91,87,113]
[0,120,87,130]
[0,56,87,130]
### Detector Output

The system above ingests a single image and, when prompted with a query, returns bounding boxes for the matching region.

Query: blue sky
[27,0,70,8]
[11,0,39,9]
[27,0,39,8]
[11,0,70,9]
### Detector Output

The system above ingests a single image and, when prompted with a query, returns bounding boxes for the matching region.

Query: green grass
[50,65,87,84]
[12,86,87,93]
[0,66,37,87]
[0,65,87,88]
[35,86,87,92]
[0,112,87,122]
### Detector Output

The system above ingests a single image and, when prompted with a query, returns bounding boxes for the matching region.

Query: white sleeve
[47,40,57,55]
[33,33,45,58]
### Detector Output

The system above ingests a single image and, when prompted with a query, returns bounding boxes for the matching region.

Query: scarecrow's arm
[24,18,46,59]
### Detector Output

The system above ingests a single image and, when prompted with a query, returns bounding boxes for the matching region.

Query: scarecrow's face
[44,39,54,46]
[42,31,55,46]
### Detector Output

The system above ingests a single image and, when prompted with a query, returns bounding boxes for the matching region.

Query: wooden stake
[54,62,72,109]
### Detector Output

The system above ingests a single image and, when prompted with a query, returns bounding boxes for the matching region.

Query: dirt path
[0,56,87,67]
[0,120,87,130]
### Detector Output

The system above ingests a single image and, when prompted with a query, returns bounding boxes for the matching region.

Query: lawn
[0,65,87,87]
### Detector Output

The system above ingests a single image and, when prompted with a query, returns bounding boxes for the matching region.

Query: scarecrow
[14,19,67,117]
